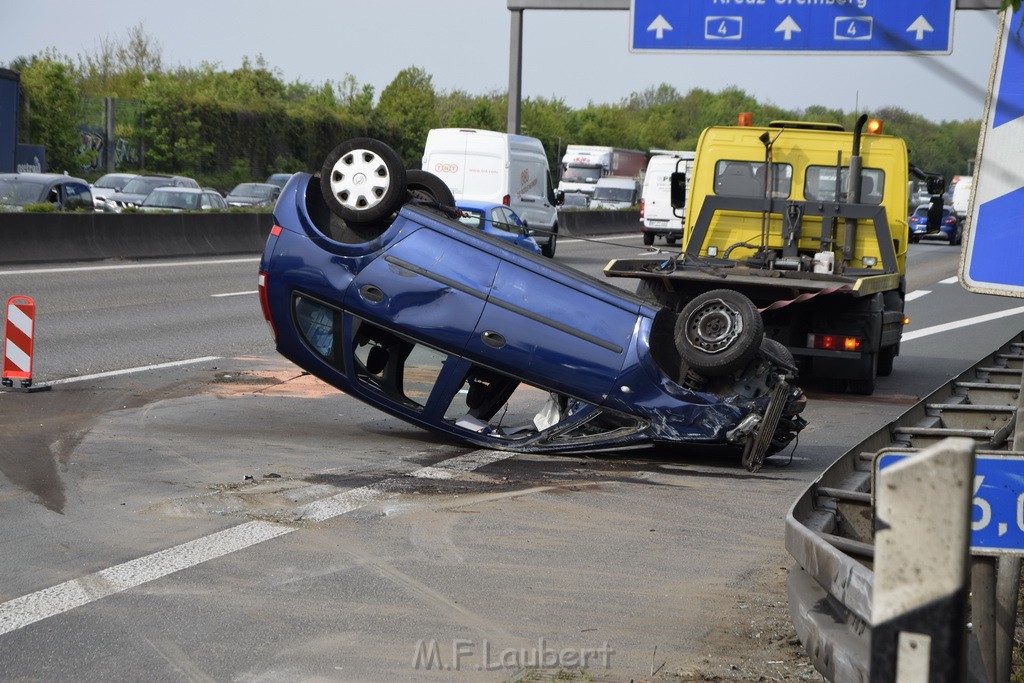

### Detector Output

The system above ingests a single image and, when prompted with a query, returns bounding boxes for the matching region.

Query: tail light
[640,198,645,219]
[807,333,862,352]
[502,194,511,206]
[258,271,277,341]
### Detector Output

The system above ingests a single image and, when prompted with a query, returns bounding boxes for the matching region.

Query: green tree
[376,66,439,166]
[18,51,88,172]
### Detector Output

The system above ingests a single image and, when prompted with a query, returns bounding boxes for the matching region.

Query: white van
[589,177,639,210]
[951,175,973,220]
[639,153,695,246]
[422,128,560,257]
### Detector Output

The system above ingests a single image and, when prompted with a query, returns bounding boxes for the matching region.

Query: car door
[464,259,639,403]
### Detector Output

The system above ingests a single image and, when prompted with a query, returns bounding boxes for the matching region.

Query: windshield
[94,174,134,190]
[593,187,635,203]
[143,189,199,210]
[561,165,602,184]
[121,177,172,195]
[0,178,46,205]
[229,183,275,199]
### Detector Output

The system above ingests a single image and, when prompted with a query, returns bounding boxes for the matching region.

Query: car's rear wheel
[643,232,655,246]
[406,169,455,206]
[675,289,763,376]
[320,138,407,224]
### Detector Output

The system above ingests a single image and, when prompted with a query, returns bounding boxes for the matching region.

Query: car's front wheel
[320,138,407,224]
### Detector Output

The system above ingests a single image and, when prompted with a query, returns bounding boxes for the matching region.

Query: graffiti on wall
[79,127,141,172]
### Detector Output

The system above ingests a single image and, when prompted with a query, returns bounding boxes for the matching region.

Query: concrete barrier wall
[0,213,276,265]
[0,209,639,266]
[558,209,640,237]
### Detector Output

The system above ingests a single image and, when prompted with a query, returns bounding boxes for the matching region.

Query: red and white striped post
[2,295,48,391]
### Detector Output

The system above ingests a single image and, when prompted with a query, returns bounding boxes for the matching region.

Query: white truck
[557,145,647,197]
[640,152,696,246]
[422,128,561,257]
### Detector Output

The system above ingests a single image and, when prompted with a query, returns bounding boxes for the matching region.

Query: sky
[0,1,1003,124]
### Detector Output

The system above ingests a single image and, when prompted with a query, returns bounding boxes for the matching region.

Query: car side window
[64,183,92,210]
[201,194,213,209]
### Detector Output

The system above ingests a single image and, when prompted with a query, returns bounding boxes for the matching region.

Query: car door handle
[359,284,385,303]
[480,331,506,349]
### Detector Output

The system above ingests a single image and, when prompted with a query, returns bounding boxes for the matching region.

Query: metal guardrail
[786,332,1024,681]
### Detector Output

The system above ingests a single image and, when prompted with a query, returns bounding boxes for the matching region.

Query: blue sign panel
[630,0,954,54]
[961,7,1024,297]
[0,70,19,174]
[877,453,1024,555]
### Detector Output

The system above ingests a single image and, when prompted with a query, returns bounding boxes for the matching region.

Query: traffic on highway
[0,208,1016,678]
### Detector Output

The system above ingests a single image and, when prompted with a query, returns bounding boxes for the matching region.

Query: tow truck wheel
[675,289,763,376]
[320,138,407,224]
[406,169,455,207]
[643,232,655,246]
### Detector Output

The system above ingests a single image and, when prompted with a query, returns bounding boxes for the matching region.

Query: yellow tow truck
[605,114,944,394]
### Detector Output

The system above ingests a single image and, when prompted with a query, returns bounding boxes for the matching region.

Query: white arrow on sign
[647,14,673,40]
[906,16,934,41]
[775,16,801,41]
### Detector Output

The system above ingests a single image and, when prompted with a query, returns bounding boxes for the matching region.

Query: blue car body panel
[260,173,774,453]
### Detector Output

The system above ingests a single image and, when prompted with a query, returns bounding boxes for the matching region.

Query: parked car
[265,173,295,190]
[0,173,94,211]
[909,204,962,245]
[225,182,281,208]
[559,192,590,211]
[104,174,200,211]
[140,187,227,212]
[257,138,806,465]
[455,200,541,254]
[90,172,138,208]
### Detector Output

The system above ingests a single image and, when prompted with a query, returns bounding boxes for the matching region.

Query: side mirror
[555,190,565,206]
[926,176,945,195]
[926,196,943,232]
[670,172,686,210]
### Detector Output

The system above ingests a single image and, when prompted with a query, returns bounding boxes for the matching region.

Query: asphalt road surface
[1,235,1021,680]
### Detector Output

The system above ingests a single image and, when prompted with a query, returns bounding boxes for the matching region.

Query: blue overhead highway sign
[630,0,955,54]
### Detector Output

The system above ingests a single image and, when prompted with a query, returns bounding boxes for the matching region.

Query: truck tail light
[807,333,862,352]
[502,194,511,206]
[640,198,645,219]
[258,272,277,341]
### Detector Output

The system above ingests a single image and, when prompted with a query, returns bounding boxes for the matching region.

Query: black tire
[320,138,407,224]
[952,225,963,246]
[642,232,655,246]
[760,337,796,375]
[847,353,878,395]
[406,169,455,206]
[910,236,920,244]
[635,279,679,310]
[665,235,677,246]
[674,289,763,376]
[541,228,558,258]
[878,345,896,377]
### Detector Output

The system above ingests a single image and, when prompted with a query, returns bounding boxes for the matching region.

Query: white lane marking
[902,304,1024,342]
[211,290,257,298]
[0,258,260,276]
[940,276,959,284]
[0,449,513,636]
[905,290,931,302]
[45,357,223,386]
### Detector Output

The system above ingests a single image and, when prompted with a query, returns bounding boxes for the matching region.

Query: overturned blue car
[258,138,806,470]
